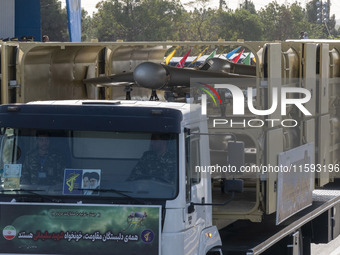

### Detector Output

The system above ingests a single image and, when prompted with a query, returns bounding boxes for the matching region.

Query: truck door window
[185,131,201,203]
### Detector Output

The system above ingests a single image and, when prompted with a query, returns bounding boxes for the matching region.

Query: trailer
[220,188,340,254]
[0,40,340,254]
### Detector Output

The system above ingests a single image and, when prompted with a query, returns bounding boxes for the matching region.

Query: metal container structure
[1,40,340,229]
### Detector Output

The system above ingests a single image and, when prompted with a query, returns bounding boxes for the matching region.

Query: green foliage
[227,9,263,41]
[238,0,256,14]
[91,0,184,41]
[40,0,68,41]
[306,0,318,23]
[41,0,339,42]
[81,9,96,41]
[258,2,297,40]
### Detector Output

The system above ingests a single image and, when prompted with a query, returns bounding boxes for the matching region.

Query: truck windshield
[0,128,178,201]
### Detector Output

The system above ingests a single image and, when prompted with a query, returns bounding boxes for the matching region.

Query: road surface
[312,234,340,255]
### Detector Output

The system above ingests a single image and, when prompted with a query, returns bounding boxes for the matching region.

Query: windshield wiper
[78,188,147,204]
[0,189,63,203]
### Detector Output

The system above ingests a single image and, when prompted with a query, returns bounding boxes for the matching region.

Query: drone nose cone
[134,62,168,89]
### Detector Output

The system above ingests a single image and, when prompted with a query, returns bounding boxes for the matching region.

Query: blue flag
[66,0,82,42]
[226,46,241,59]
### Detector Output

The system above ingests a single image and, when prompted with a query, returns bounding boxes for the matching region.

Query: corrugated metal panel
[0,0,15,39]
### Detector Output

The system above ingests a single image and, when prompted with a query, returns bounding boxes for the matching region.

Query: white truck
[0,99,339,255]
[0,99,226,254]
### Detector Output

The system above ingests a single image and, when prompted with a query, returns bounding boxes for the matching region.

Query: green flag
[206,48,218,61]
[242,53,251,65]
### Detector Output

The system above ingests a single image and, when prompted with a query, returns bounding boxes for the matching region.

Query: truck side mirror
[222,179,244,193]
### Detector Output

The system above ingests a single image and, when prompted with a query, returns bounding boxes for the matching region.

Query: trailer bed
[219,187,340,254]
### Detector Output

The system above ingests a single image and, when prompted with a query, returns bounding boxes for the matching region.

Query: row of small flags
[165,46,255,68]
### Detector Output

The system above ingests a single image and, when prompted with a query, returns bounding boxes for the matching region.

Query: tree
[133,0,185,41]
[214,9,234,40]
[40,0,68,41]
[186,8,219,41]
[306,0,318,23]
[81,9,95,42]
[239,0,256,14]
[92,0,184,41]
[258,2,297,40]
[87,0,339,42]
[289,3,310,39]
[215,8,263,41]
[91,0,127,41]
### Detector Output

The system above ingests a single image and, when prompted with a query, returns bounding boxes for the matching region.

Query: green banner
[0,203,161,254]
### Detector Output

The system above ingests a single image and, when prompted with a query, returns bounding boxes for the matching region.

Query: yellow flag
[164,46,181,65]
[189,46,209,66]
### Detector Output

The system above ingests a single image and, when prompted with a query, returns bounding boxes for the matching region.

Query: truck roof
[1,100,203,133]
[27,99,194,113]
[28,99,203,125]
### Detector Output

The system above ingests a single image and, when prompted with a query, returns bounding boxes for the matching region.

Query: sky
[61,0,339,18]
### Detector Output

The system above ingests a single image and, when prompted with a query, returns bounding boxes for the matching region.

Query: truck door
[185,130,206,228]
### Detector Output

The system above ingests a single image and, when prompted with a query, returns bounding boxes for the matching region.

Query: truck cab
[0,100,222,255]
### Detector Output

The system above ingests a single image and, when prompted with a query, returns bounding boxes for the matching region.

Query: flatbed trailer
[220,186,340,254]
[2,40,340,254]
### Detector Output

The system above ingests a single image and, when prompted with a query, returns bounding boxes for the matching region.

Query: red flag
[232,49,244,63]
[176,49,192,68]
